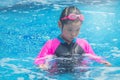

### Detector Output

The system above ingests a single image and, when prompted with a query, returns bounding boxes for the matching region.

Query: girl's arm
[34,40,54,69]
[83,53,112,66]
[78,39,112,66]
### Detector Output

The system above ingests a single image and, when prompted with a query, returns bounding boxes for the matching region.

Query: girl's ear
[58,21,62,28]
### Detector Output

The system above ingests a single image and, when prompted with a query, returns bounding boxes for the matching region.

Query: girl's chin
[66,39,73,43]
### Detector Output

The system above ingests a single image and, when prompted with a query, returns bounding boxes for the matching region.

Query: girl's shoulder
[46,38,60,43]
[76,38,89,44]
[49,38,60,43]
[76,38,91,48]
[46,38,60,47]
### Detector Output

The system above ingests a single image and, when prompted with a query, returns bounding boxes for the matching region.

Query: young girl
[34,6,111,73]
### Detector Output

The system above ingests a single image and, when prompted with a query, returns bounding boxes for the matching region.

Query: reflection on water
[0,0,120,80]
[0,57,120,80]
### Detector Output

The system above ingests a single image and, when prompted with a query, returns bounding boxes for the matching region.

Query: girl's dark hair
[59,6,82,26]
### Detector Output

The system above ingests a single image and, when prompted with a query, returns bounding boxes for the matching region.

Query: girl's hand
[38,55,55,70]
[39,64,48,70]
[101,60,112,66]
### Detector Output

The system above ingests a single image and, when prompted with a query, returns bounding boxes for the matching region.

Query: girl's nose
[71,32,76,37]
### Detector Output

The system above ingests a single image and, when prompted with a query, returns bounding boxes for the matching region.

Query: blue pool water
[0,0,120,80]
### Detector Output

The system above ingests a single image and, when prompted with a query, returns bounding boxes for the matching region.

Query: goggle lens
[61,14,84,21]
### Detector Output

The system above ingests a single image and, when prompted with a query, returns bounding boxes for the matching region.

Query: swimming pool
[0,0,120,80]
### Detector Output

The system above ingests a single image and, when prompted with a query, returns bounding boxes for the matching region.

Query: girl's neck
[60,35,71,44]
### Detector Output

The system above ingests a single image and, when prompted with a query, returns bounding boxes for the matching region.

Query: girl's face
[61,21,82,43]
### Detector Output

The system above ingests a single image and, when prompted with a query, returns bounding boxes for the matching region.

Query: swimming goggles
[61,13,84,21]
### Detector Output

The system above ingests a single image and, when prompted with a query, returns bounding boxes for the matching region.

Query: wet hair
[59,6,82,27]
